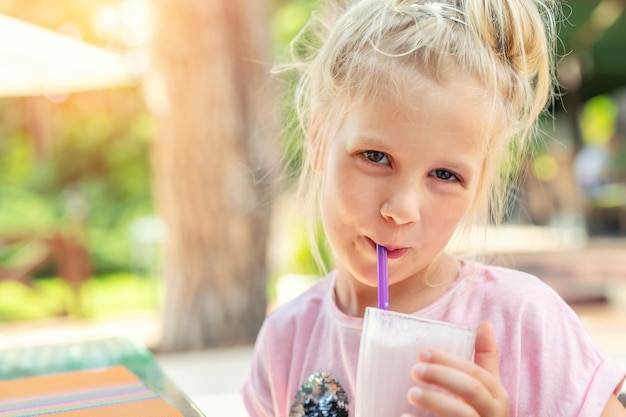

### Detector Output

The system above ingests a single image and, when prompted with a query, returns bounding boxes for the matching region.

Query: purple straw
[376,244,389,310]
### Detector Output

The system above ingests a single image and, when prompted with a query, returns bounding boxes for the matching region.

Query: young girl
[242,0,626,415]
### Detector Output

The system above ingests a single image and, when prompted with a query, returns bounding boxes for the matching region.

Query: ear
[307,113,325,172]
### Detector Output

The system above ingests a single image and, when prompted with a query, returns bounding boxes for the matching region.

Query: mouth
[385,247,409,259]
[366,237,409,260]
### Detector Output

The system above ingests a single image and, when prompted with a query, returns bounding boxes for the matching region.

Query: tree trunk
[148,0,279,351]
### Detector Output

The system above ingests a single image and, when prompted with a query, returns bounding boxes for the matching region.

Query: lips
[386,247,408,259]
[366,237,409,259]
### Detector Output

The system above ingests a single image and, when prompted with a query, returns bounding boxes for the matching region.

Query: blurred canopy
[0,13,137,97]
[0,0,624,327]
[558,0,626,99]
[0,0,153,279]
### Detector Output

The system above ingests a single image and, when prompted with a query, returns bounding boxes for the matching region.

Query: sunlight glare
[94,0,152,48]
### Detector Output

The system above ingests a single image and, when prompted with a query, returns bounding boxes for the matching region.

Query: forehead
[343,66,496,149]
[320,57,498,127]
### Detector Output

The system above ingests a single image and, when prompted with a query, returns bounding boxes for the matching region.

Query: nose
[379,179,421,225]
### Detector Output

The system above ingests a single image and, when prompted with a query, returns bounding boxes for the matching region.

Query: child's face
[319,73,491,290]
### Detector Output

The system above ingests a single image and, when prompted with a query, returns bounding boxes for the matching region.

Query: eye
[362,150,390,166]
[431,169,460,182]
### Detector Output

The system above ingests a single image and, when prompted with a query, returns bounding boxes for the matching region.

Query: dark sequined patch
[289,372,350,417]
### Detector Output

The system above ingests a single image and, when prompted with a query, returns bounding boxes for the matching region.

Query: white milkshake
[355,307,476,417]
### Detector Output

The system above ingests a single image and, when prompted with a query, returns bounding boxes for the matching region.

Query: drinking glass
[355,307,476,417]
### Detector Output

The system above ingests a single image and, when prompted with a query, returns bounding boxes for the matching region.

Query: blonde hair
[281,0,560,269]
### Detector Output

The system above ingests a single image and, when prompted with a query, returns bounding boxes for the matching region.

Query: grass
[0,274,161,322]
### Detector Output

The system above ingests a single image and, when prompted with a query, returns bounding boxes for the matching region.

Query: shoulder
[466,260,545,286]
[453,260,581,328]
[461,260,564,306]
[463,263,625,414]
[458,260,603,358]
[258,274,333,340]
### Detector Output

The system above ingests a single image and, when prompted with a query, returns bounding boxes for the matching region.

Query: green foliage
[79,273,160,318]
[289,221,333,277]
[0,280,72,321]
[268,0,336,287]
[271,0,318,184]
[0,185,60,234]
[266,195,334,303]
[0,90,154,276]
[580,95,618,146]
[0,274,159,322]
[272,0,316,49]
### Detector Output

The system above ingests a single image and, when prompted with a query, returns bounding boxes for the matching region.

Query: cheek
[322,177,358,223]
[428,194,473,230]
[320,175,375,243]
[324,161,367,209]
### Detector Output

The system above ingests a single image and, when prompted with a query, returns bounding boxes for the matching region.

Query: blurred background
[0,0,624,356]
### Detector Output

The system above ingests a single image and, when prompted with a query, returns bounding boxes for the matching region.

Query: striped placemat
[0,366,183,417]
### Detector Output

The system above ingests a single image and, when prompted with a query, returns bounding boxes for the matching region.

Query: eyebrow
[348,134,389,149]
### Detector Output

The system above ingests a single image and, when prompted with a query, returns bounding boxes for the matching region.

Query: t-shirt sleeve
[578,358,626,415]
[240,322,277,417]
[505,284,626,416]
[239,278,330,417]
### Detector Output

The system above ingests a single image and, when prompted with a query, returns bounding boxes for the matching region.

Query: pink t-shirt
[241,261,625,416]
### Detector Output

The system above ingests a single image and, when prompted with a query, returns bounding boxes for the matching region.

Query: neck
[334,254,460,317]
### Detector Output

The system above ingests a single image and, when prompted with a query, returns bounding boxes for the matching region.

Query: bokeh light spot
[533,153,559,182]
